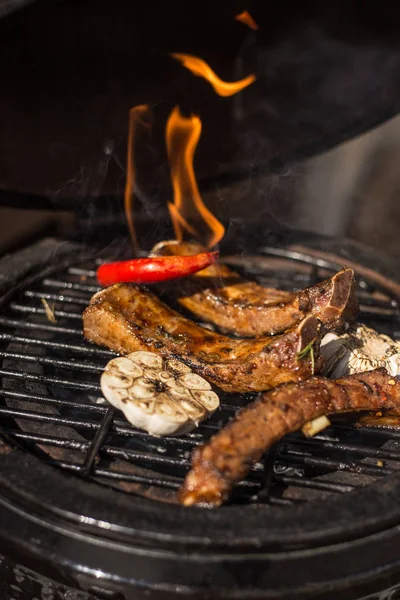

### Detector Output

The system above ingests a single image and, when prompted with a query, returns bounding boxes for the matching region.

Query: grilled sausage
[151,241,358,337]
[83,283,322,393]
[179,368,400,506]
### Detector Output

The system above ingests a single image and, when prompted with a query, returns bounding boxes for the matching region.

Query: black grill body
[0,227,400,599]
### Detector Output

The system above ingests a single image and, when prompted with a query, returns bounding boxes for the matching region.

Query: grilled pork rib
[179,368,400,506]
[151,241,358,337]
[83,284,322,393]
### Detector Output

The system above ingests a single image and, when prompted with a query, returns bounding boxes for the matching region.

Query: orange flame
[124,104,151,252]
[234,10,259,30]
[171,53,256,97]
[166,106,224,249]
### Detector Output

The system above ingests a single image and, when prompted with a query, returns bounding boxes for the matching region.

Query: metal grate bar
[81,407,115,476]
[357,296,398,310]
[104,446,191,468]
[350,426,400,439]
[0,389,209,446]
[0,332,115,357]
[274,474,356,494]
[96,469,260,491]
[219,402,238,411]
[93,468,182,489]
[268,497,296,506]
[2,419,200,450]
[110,422,202,446]
[6,430,90,451]
[43,279,101,294]
[56,461,182,489]
[24,291,90,306]
[323,423,400,438]
[48,460,261,491]
[101,445,320,477]
[68,267,96,277]
[279,451,394,477]
[10,303,82,320]
[359,308,400,321]
[284,436,400,462]
[0,389,107,413]
[259,248,341,270]
[0,316,82,335]
[0,406,103,429]
[0,368,100,391]
[0,350,104,373]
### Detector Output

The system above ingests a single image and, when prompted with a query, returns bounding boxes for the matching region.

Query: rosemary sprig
[296,339,315,375]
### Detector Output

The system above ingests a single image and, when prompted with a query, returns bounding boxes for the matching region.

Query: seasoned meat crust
[152,241,358,337]
[179,368,400,506]
[83,284,322,393]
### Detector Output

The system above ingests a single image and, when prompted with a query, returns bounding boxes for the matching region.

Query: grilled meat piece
[83,284,322,393]
[179,368,400,506]
[151,241,358,337]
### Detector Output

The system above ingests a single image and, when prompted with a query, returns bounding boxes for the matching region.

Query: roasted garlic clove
[321,324,400,378]
[301,416,331,438]
[101,351,219,436]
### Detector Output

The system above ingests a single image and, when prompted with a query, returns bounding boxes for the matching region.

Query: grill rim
[0,234,398,552]
[4,430,400,552]
[4,437,400,600]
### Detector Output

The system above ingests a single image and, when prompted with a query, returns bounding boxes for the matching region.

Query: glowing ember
[165,106,225,249]
[234,10,259,30]
[171,53,256,97]
[124,104,152,252]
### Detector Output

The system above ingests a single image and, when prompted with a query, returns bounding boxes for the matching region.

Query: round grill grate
[0,243,400,508]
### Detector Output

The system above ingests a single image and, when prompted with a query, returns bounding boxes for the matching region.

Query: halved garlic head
[321,324,400,378]
[101,351,219,436]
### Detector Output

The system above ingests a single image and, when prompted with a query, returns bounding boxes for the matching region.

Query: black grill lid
[1,228,400,598]
[2,1,400,199]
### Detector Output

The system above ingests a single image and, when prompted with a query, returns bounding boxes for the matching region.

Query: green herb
[296,339,315,375]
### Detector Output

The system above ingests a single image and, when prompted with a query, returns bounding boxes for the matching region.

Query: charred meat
[83,283,322,393]
[151,241,358,337]
[179,368,400,506]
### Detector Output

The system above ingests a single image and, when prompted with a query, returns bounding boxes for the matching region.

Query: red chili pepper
[97,251,219,286]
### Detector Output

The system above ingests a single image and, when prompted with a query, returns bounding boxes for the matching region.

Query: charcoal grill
[3,0,400,597]
[0,227,399,599]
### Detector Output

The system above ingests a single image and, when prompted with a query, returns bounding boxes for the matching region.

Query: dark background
[0,0,400,258]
